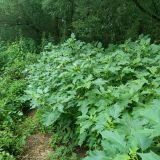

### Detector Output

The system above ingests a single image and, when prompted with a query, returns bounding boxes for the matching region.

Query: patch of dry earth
[19,133,52,160]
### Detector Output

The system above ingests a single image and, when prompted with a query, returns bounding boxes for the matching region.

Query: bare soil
[18,133,52,160]
[18,109,86,160]
[18,109,52,160]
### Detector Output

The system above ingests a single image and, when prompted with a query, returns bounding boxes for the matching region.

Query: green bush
[0,151,15,160]
[0,40,37,158]
[24,35,160,159]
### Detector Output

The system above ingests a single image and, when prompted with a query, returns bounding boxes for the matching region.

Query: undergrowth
[0,39,37,159]
[1,35,160,160]
[24,35,160,160]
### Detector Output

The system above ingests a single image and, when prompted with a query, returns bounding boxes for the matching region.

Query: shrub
[0,40,37,158]
[24,35,160,159]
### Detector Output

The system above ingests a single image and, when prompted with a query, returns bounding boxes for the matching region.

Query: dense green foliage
[1,1,160,159]
[0,40,36,159]
[23,36,160,159]
[1,0,160,44]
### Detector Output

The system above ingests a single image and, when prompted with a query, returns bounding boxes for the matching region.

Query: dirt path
[19,133,52,160]
[18,109,86,160]
[18,109,52,160]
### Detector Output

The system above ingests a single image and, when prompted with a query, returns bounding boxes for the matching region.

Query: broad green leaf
[114,154,130,160]
[151,124,160,138]
[132,131,153,151]
[78,132,87,146]
[101,131,127,152]
[93,78,106,86]
[42,110,61,127]
[84,151,107,160]
[138,151,160,160]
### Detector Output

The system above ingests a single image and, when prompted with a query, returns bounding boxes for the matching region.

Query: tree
[0,0,51,41]
[132,0,160,22]
[0,0,160,44]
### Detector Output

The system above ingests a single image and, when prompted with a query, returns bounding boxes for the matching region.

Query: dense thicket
[1,35,160,159]
[24,36,160,159]
[1,1,160,159]
[0,40,36,159]
[1,0,160,44]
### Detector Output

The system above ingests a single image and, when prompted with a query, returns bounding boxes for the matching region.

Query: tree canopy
[0,0,160,44]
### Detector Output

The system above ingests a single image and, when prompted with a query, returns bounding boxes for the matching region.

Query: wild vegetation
[1,35,160,159]
[0,39,37,159]
[24,35,160,160]
[1,0,160,160]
